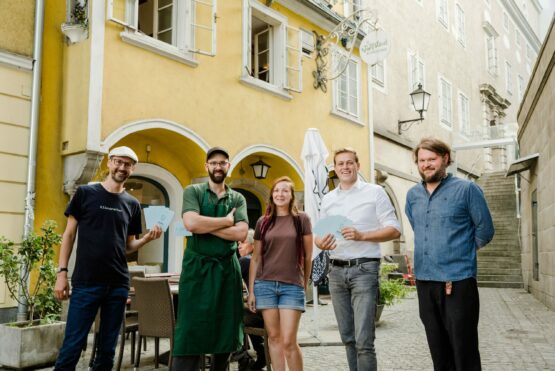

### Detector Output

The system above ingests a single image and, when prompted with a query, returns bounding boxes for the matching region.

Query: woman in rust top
[247,176,313,371]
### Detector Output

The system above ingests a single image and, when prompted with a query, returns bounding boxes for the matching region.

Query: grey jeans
[328,261,380,371]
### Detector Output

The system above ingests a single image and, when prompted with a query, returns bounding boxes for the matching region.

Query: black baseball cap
[206,146,229,161]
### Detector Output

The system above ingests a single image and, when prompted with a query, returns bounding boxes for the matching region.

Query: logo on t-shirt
[100,205,123,213]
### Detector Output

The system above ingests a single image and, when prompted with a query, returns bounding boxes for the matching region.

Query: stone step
[478,250,521,257]
[478,259,521,269]
[477,267,521,275]
[477,281,523,288]
[476,274,523,282]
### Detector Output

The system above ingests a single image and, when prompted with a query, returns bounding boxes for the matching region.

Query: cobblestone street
[32,287,555,371]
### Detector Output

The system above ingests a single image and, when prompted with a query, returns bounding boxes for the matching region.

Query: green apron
[173,186,244,356]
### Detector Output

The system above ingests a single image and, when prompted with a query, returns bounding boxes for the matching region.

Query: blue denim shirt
[405,174,494,282]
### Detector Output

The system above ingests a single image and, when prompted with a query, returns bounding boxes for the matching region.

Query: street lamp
[398,83,431,134]
[250,158,271,179]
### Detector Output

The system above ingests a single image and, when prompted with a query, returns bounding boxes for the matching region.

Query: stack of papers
[143,206,174,232]
[313,215,353,239]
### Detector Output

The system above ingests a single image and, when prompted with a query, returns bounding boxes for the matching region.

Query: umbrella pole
[312,282,319,339]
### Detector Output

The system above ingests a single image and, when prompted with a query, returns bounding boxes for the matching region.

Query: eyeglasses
[111,158,135,169]
[207,160,229,168]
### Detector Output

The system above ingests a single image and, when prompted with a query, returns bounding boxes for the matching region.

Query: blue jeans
[253,280,305,312]
[54,285,128,371]
[328,261,380,371]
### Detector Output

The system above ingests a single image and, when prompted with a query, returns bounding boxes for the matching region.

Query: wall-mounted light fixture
[250,158,271,179]
[398,83,431,134]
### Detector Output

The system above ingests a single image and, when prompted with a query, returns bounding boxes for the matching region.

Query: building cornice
[501,0,542,51]
[0,51,33,71]
[531,0,542,12]
[276,0,342,32]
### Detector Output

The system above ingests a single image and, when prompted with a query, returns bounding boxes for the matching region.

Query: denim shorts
[253,280,305,312]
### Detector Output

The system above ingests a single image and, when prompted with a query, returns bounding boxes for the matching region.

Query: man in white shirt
[316,148,401,371]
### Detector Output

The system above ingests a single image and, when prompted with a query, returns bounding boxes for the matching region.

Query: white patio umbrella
[301,128,330,338]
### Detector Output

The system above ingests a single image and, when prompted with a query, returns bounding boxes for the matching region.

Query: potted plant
[61,0,89,44]
[376,262,411,323]
[0,220,65,369]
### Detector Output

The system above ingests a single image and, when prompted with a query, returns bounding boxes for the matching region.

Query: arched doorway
[126,176,170,272]
[233,188,262,229]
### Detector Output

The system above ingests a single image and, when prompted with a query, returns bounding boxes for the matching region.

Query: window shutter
[285,25,302,92]
[190,0,217,56]
[106,0,137,30]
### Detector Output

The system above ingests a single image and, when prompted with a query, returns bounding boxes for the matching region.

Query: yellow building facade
[33,0,377,275]
[0,0,35,316]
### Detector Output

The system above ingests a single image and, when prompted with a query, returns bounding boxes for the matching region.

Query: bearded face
[205,154,230,184]
[417,149,449,184]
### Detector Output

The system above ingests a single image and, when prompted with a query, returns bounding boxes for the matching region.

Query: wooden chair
[132,277,175,370]
[244,326,272,371]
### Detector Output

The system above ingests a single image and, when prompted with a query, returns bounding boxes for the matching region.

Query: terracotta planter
[0,320,65,369]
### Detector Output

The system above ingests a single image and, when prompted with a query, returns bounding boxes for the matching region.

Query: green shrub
[379,262,412,306]
[0,220,62,323]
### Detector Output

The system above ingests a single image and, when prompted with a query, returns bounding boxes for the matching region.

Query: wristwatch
[57,267,68,274]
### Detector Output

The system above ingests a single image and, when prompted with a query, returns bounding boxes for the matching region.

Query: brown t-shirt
[254,212,312,287]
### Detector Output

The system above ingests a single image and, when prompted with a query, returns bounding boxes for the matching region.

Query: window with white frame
[242,0,302,93]
[343,0,361,18]
[437,0,449,29]
[409,52,425,91]
[458,92,470,134]
[455,4,465,46]
[370,61,385,88]
[515,28,522,48]
[505,61,512,95]
[485,34,498,76]
[332,50,361,120]
[518,74,524,101]
[503,12,509,32]
[301,28,315,56]
[107,0,216,58]
[439,76,452,127]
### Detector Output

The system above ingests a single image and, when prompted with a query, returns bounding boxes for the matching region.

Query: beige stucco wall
[0,0,35,56]
[0,64,32,309]
[517,15,555,311]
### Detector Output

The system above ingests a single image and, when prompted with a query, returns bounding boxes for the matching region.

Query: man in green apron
[172,147,249,371]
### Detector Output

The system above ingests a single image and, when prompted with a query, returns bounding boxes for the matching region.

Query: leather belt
[330,257,381,267]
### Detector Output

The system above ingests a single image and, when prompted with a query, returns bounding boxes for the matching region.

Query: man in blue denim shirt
[405,138,494,371]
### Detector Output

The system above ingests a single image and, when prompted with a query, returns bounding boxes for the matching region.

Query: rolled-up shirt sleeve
[376,186,401,232]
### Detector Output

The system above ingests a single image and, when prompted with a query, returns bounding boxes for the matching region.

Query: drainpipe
[367,66,375,183]
[17,0,45,322]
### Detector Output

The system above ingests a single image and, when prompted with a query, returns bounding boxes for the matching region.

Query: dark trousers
[416,278,481,371]
[54,285,128,371]
[171,353,230,371]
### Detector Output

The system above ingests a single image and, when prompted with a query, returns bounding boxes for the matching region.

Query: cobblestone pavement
[30,288,555,371]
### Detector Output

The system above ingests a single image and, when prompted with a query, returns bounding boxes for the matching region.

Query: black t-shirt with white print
[65,183,142,289]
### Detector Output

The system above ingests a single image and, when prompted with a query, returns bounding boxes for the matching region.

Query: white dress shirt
[320,180,401,259]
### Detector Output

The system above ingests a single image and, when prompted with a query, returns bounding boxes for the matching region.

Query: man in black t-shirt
[53,146,162,370]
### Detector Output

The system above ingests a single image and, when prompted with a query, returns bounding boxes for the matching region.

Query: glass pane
[349,78,357,96]
[349,96,357,114]
[158,30,172,44]
[339,90,347,110]
[159,0,172,7]
[257,31,269,52]
[158,6,172,32]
